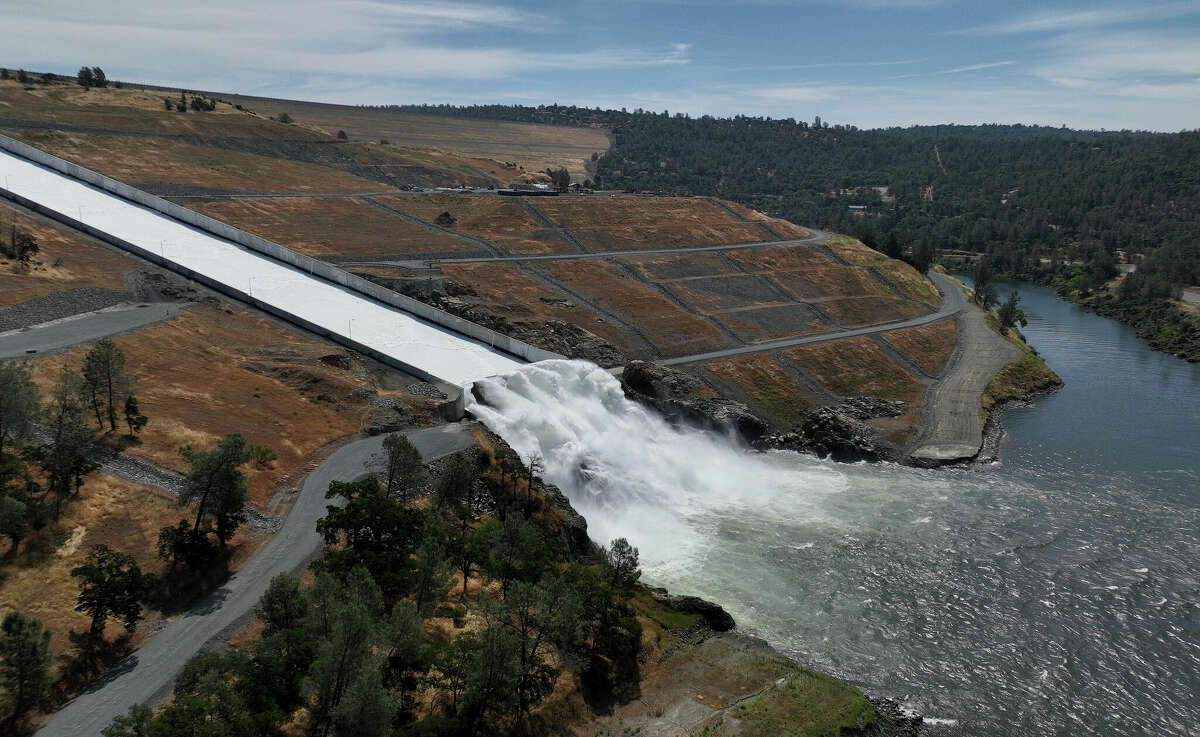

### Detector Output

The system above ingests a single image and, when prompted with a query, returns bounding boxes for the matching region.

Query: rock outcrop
[620,361,768,443]
[757,406,893,463]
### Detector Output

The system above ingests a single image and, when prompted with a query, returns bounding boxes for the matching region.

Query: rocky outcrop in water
[648,588,737,632]
[620,361,768,443]
[757,407,893,463]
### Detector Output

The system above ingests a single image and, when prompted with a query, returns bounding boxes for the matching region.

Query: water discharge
[467,360,850,570]
[468,280,1200,736]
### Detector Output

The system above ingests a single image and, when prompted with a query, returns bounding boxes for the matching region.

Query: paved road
[907,284,1024,463]
[0,303,185,359]
[337,229,832,268]
[36,423,478,737]
[660,272,964,366]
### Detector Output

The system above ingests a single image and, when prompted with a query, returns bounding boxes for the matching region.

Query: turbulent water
[468,283,1200,737]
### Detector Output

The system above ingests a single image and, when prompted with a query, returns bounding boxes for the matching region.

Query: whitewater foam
[467,359,848,569]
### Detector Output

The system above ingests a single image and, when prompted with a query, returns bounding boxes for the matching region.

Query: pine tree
[0,611,51,723]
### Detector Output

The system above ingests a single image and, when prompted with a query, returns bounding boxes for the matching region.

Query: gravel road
[660,272,965,366]
[36,423,478,737]
[907,284,1024,463]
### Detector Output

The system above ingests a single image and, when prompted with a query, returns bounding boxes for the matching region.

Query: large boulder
[758,407,892,463]
[649,589,737,632]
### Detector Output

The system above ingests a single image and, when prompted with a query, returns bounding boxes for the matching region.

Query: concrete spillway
[0,146,525,385]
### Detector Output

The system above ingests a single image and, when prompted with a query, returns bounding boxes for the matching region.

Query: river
[470,281,1200,736]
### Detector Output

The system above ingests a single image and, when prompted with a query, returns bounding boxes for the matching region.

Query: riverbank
[989,266,1200,363]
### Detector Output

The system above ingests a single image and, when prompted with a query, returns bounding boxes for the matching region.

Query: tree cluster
[1,220,40,268]
[76,66,107,89]
[108,436,649,736]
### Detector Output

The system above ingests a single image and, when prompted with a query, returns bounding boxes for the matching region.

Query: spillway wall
[0,133,560,365]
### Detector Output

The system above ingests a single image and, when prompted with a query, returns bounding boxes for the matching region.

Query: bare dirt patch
[533,198,771,251]
[23,304,369,505]
[206,97,611,179]
[375,194,574,255]
[702,353,816,426]
[10,129,386,193]
[784,337,922,402]
[0,203,133,307]
[883,319,958,375]
[821,295,928,327]
[185,197,474,258]
[715,304,828,343]
[440,263,638,355]
[537,260,730,357]
[0,474,183,658]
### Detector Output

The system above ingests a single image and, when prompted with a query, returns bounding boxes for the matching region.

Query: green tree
[381,599,429,721]
[543,167,571,191]
[974,259,998,309]
[76,66,95,88]
[485,514,544,596]
[884,231,904,260]
[0,496,28,555]
[0,611,52,723]
[257,573,309,636]
[82,338,129,432]
[997,290,1028,330]
[412,532,453,616]
[101,704,152,737]
[71,544,144,639]
[179,434,252,546]
[0,362,38,449]
[123,392,148,437]
[303,569,382,737]
[912,238,935,274]
[603,537,641,592]
[37,369,97,518]
[316,477,422,600]
[379,432,424,504]
[332,667,393,737]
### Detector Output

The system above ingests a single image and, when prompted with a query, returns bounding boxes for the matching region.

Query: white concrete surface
[0,150,522,384]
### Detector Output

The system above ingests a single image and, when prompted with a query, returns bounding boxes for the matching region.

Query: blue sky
[8,1,1200,130]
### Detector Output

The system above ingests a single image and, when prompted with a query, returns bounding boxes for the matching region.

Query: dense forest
[386,104,1200,359]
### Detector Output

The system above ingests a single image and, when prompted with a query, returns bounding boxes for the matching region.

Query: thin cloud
[893,61,1015,79]
[955,2,1199,35]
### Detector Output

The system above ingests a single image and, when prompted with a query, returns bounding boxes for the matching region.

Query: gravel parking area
[0,287,133,332]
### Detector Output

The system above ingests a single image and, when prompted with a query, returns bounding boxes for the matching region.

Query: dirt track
[907,281,1023,463]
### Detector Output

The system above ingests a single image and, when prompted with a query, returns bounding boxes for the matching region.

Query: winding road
[661,272,965,366]
[337,229,833,268]
[36,423,478,737]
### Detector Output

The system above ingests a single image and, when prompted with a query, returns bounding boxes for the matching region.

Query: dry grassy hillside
[209,94,611,180]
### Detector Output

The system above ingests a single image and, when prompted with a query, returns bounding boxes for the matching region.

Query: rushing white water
[467,359,850,572]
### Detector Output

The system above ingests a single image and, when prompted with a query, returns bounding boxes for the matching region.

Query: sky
[6,0,1200,131]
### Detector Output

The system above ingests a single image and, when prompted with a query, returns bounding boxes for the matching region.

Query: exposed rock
[536,479,595,562]
[758,407,892,463]
[621,362,768,443]
[510,320,623,367]
[621,360,702,399]
[405,382,447,400]
[837,396,907,420]
[362,398,423,435]
[863,698,923,737]
[650,590,737,632]
[317,352,353,370]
